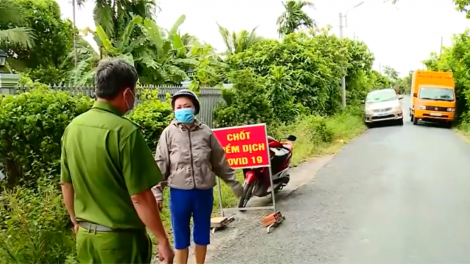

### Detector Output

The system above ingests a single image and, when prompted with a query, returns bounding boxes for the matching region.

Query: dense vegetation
[421,0,470,129]
[0,0,401,263]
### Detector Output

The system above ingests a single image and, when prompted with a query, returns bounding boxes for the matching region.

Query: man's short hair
[94,58,138,99]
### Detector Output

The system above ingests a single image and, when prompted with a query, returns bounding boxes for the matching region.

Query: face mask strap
[176,107,195,113]
[124,88,135,113]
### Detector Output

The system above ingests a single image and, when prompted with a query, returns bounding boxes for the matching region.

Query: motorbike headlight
[417,105,426,110]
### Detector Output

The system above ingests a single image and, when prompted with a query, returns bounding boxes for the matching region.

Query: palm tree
[0,0,34,50]
[217,23,263,55]
[76,0,158,39]
[67,15,194,85]
[180,33,198,47]
[65,35,100,85]
[276,0,316,37]
[66,15,145,85]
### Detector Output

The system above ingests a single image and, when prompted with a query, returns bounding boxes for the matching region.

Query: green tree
[264,65,305,123]
[1,0,75,84]
[454,0,470,18]
[369,70,391,88]
[395,71,412,94]
[421,30,470,120]
[342,38,375,104]
[74,0,159,74]
[0,0,34,59]
[383,65,399,86]
[69,15,194,85]
[214,69,274,128]
[217,23,263,55]
[180,32,199,53]
[228,30,346,116]
[187,42,226,88]
[77,0,157,41]
[276,0,316,37]
[138,15,194,84]
[226,28,383,118]
[66,32,101,85]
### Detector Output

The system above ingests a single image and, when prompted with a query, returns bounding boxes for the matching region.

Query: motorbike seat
[271,147,290,158]
[282,142,293,150]
[270,147,290,173]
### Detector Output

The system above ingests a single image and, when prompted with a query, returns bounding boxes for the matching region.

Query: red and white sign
[213,124,270,169]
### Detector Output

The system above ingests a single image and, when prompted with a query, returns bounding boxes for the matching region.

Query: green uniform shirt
[60,101,162,229]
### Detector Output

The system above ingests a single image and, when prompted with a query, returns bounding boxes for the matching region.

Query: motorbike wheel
[238,183,254,211]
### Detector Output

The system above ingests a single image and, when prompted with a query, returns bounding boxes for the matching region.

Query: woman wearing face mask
[152,89,243,264]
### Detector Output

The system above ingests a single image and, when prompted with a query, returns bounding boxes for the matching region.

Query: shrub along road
[206,96,470,263]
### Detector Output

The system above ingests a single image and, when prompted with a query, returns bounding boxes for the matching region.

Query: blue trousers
[169,188,214,250]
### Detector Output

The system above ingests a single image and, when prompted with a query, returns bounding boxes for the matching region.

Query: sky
[58,0,470,77]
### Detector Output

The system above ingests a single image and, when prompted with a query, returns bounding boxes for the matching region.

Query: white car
[363,88,404,128]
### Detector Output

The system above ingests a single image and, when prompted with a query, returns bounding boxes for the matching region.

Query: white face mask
[124,89,136,115]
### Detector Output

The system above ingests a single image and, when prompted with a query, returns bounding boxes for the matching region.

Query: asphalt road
[207,96,470,264]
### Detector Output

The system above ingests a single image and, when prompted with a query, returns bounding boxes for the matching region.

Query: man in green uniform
[60,58,174,264]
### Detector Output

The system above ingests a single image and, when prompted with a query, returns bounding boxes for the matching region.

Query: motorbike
[237,134,297,209]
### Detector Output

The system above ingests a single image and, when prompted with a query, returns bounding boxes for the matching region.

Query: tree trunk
[72,0,78,67]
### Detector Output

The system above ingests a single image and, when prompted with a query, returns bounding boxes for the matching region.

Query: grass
[150,110,366,245]
[457,121,470,133]
[284,111,366,166]
[454,121,470,143]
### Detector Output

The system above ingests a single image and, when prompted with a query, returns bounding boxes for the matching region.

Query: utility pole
[439,36,443,55]
[338,1,363,109]
[379,63,382,74]
[339,13,344,38]
[339,12,346,109]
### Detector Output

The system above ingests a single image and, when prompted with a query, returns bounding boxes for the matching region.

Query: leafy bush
[423,31,470,122]
[213,69,274,128]
[128,89,174,151]
[227,34,336,115]
[0,87,93,189]
[265,66,307,123]
[0,86,176,264]
[226,31,382,116]
[0,181,76,264]
[273,108,365,165]
[0,86,176,188]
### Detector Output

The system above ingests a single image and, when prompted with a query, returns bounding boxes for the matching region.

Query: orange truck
[410,70,456,128]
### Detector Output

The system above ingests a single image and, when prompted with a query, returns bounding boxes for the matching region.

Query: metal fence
[2,84,225,128]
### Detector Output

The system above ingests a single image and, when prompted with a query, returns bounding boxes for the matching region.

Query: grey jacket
[152,120,242,201]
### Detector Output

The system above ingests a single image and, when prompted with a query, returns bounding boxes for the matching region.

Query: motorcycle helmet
[171,89,200,115]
